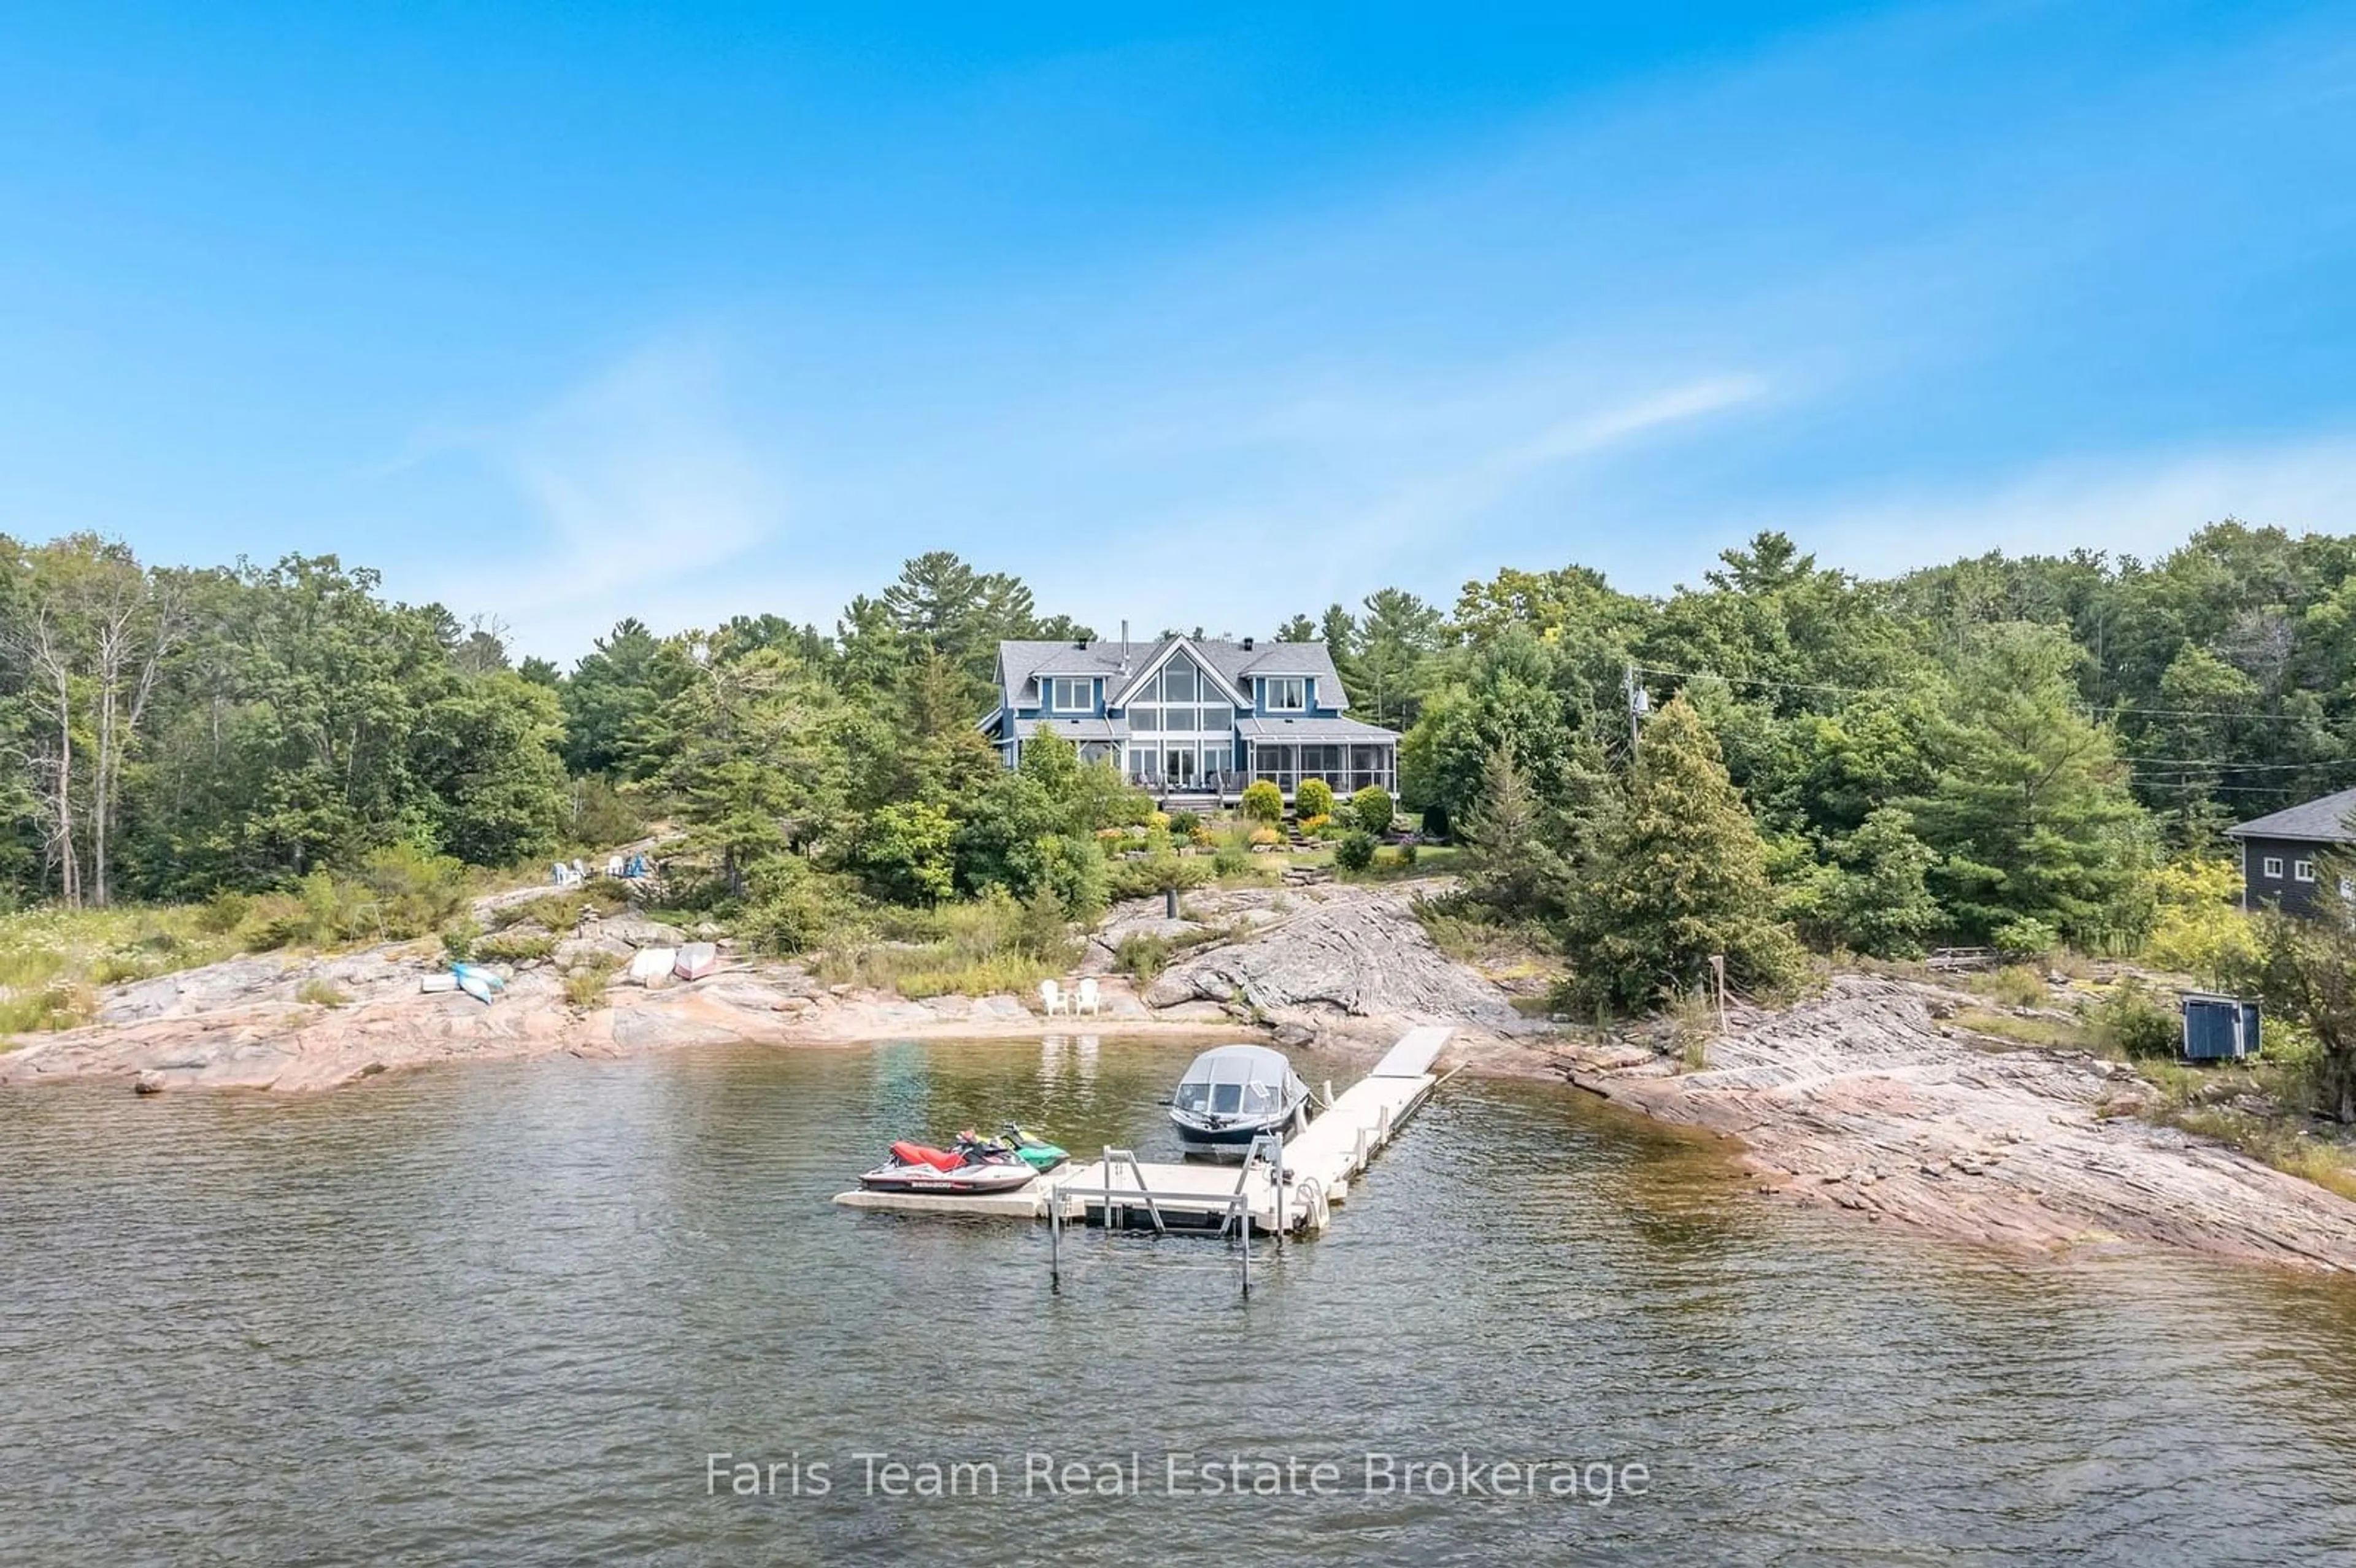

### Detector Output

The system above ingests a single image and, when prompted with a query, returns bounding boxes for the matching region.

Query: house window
[2295,859,2317,883]
[1263,676,1306,712]
[2262,857,2284,878]
[1048,677,1092,712]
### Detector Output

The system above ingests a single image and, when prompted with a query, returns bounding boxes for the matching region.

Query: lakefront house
[977,629,1399,809]
[2224,785,2356,915]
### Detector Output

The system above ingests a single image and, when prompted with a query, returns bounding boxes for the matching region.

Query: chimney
[1120,619,1130,674]
[1242,636,1255,651]
[1076,637,1089,650]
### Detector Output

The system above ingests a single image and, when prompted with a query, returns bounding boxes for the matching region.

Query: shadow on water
[7,1036,2356,1566]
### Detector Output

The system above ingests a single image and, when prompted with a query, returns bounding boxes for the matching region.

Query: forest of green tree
[2,522,2347,1010]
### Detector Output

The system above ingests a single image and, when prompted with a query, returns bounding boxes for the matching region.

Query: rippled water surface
[7,1035,2356,1565]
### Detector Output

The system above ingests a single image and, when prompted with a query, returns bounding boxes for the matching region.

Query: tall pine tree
[1565,694,1803,1011]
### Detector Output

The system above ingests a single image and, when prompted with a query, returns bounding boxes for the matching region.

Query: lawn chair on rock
[1038,979,1065,1016]
[1075,977,1100,1016]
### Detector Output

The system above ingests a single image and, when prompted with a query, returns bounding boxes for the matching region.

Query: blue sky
[4,3,2354,659]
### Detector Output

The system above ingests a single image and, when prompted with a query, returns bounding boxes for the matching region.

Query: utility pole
[1625,663,1647,762]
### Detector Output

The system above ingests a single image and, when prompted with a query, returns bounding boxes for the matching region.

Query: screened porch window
[1245,740,1395,797]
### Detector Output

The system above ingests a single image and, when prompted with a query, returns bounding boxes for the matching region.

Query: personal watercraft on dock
[857,1126,1068,1195]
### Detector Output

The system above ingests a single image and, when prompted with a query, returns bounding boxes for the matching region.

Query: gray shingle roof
[997,635,1351,711]
[1234,716,1398,742]
[2225,786,2356,843]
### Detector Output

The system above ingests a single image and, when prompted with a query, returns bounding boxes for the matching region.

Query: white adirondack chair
[1075,977,1100,1016]
[1038,978,1064,1016]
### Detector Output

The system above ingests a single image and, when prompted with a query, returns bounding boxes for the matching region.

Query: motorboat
[1168,1044,1311,1157]
[857,1128,1058,1196]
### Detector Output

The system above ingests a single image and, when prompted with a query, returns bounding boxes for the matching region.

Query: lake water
[6,1034,2356,1565]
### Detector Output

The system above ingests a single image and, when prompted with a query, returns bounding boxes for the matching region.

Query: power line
[1630,661,2341,725]
[2116,756,2353,771]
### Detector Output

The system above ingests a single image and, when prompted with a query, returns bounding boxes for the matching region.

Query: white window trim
[1263,676,1307,713]
[1108,637,1248,709]
[1048,676,1093,713]
[2262,856,2284,878]
[2295,859,2317,883]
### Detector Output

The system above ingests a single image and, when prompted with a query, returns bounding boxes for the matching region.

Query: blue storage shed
[2180,993,2260,1061]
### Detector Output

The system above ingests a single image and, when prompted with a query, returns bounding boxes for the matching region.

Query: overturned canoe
[673,942,718,981]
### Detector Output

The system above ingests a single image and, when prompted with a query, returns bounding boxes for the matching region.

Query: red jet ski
[858,1129,1044,1196]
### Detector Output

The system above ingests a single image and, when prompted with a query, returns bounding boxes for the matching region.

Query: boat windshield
[1176,1047,1298,1120]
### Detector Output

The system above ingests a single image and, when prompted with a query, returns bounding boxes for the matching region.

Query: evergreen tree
[560,618,680,778]
[1457,742,1566,916]
[1356,586,1446,730]
[1908,623,2145,943]
[1790,805,1943,959]
[1564,694,1803,1010]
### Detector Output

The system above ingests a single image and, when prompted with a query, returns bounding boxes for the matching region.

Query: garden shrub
[1992,915,2059,961]
[1115,932,1171,983]
[195,891,252,936]
[2096,977,2181,1060]
[471,929,557,964]
[1336,830,1377,872]
[1240,780,1284,823]
[1295,778,1335,820]
[1350,786,1394,837]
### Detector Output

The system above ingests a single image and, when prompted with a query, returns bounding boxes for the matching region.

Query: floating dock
[833,1025,1453,1237]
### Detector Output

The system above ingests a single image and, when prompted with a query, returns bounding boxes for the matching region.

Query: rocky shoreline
[1558,973,2356,1273]
[9,878,2356,1273]
[0,880,1538,1095]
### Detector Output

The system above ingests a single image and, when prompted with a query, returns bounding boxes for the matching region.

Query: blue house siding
[1251,674,1314,718]
[1037,674,1106,719]
[992,634,1394,799]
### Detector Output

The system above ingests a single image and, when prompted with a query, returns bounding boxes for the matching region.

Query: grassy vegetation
[295,978,350,1007]
[471,929,558,965]
[2116,1034,2356,1200]
[1941,963,2356,1203]
[482,885,631,932]
[1949,1006,2093,1051]
[0,904,247,1037]
[0,850,644,1040]
[812,890,1077,1001]
[1971,964,2052,1009]
[1662,986,1717,1070]
[562,952,623,1008]
[1113,932,1170,984]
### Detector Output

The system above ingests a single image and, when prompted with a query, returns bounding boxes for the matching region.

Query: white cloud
[429,336,788,651]
[1785,431,2356,577]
